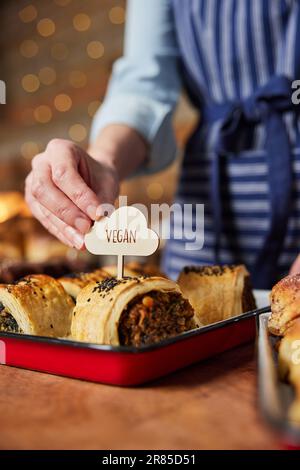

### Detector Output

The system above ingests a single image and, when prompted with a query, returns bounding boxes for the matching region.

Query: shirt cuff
[90,94,177,176]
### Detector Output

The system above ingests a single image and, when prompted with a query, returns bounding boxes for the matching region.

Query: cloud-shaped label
[85,206,159,257]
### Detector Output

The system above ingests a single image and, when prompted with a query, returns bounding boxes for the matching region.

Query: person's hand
[290,255,300,276]
[25,139,120,249]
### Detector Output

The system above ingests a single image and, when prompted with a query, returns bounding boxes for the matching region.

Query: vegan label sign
[85,206,159,278]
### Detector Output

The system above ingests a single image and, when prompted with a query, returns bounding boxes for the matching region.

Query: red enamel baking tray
[258,312,300,449]
[0,302,269,386]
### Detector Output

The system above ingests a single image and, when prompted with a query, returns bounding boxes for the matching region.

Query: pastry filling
[0,302,22,333]
[118,291,195,347]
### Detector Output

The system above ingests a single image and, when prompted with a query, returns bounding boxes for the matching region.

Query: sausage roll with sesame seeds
[269,274,300,337]
[71,277,196,347]
[59,268,110,300]
[0,274,74,337]
[267,274,300,426]
[272,305,300,425]
[178,265,256,326]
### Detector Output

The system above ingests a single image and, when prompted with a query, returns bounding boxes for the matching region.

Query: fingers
[25,173,85,249]
[46,139,101,220]
[290,254,300,276]
[27,138,120,248]
[31,157,91,234]
[91,163,120,219]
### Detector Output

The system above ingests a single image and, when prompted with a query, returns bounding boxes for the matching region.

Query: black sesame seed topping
[91,276,146,296]
[183,265,237,276]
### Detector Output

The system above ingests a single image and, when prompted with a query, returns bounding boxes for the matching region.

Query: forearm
[88,124,148,181]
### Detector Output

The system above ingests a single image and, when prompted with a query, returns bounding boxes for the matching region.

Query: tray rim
[0,306,269,354]
[258,312,300,443]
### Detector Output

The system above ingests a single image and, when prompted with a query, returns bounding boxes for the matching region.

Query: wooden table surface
[0,344,279,450]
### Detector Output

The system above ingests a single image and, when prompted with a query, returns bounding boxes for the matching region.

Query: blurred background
[0,0,197,277]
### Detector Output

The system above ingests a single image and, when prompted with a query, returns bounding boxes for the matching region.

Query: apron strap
[209,75,295,288]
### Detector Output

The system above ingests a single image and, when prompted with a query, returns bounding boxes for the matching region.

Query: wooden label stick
[117,254,124,280]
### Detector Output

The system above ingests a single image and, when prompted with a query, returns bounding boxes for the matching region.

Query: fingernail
[87,205,98,220]
[96,204,113,219]
[96,206,104,220]
[65,227,84,250]
[74,217,90,234]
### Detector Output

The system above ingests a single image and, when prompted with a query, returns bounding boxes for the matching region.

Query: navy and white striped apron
[162,0,300,289]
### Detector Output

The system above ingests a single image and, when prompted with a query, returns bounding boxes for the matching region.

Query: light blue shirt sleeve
[90,0,182,175]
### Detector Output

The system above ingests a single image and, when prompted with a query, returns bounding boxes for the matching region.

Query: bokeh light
[37,18,56,37]
[73,13,91,32]
[38,67,57,86]
[21,141,40,160]
[51,43,69,61]
[19,5,37,23]
[69,124,87,142]
[54,94,72,112]
[147,182,164,200]
[69,70,87,88]
[34,105,53,123]
[87,41,104,59]
[109,6,125,25]
[22,74,40,93]
[20,40,39,58]
[87,100,101,117]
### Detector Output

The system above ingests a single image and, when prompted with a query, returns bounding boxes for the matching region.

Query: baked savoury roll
[59,268,110,300]
[277,318,300,425]
[0,274,74,337]
[71,277,196,346]
[178,265,256,326]
[269,274,300,336]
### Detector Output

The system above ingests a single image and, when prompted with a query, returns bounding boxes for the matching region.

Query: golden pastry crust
[269,274,300,336]
[278,318,300,381]
[268,274,300,426]
[277,318,300,425]
[103,265,144,278]
[177,265,256,326]
[288,401,300,425]
[59,268,110,299]
[0,274,74,337]
[71,276,196,346]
